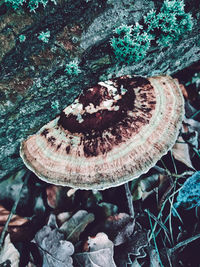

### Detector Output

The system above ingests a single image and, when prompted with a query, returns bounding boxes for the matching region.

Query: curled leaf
[114,224,149,266]
[74,233,116,267]
[172,136,195,169]
[57,212,73,226]
[59,210,95,243]
[99,213,135,246]
[33,223,74,267]
[46,185,73,210]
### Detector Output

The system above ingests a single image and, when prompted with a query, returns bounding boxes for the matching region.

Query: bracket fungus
[20,75,184,190]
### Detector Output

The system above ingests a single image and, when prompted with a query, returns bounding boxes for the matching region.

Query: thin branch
[124,182,135,219]
[170,233,200,253]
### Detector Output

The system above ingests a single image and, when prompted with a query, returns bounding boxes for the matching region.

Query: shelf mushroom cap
[20,75,184,190]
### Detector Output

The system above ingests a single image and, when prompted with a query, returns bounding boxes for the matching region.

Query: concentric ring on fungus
[20,75,184,190]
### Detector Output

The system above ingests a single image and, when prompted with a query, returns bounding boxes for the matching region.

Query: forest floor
[0,61,200,267]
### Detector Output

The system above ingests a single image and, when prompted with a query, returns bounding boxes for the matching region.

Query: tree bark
[0,0,200,180]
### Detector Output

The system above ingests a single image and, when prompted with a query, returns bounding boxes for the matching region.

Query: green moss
[111,0,193,63]
[64,60,81,76]
[38,30,50,43]
[145,0,193,47]
[51,100,60,110]
[19,34,26,42]
[4,0,57,12]
[110,23,153,64]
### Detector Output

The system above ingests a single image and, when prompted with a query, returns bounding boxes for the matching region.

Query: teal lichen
[110,0,193,63]
[19,34,26,42]
[64,60,81,76]
[173,172,200,212]
[51,100,60,110]
[4,0,57,12]
[38,30,50,43]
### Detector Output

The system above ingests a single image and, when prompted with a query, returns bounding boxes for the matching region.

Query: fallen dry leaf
[172,136,195,169]
[134,173,160,201]
[130,259,142,267]
[98,202,118,218]
[33,222,74,267]
[0,205,28,227]
[179,83,188,99]
[46,185,73,210]
[99,213,135,246]
[0,169,46,217]
[26,262,37,267]
[74,232,116,267]
[174,78,188,99]
[184,118,200,136]
[0,234,20,267]
[0,205,30,242]
[149,248,161,267]
[184,100,198,118]
[131,178,143,201]
[59,210,95,243]
[57,212,73,226]
[114,224,149,266]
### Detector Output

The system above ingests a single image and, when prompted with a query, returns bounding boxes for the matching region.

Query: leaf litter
[0,63,200,266]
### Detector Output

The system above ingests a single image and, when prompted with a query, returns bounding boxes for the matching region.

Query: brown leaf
[0,205,30,242]
[179,84,188,99]
[0,205,28,226]
[74,233,116,267]
[46,185,73,210]
[174,79,188,99]
[172,136,195,169]
[59,210,95,243]
[0,234,20,267]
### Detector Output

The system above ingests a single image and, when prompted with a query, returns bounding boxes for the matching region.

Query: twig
[0,172,30,249]
[124,182,135,219]
[190,110,200,119]
[170,171,194,178]
[153,165,194,179]
[169,233,200,253]
[153,165,167,174]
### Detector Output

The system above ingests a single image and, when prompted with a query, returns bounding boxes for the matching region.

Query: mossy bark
[0,0,200,180]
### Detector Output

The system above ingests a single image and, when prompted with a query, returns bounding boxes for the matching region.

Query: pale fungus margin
[20,75,184,190]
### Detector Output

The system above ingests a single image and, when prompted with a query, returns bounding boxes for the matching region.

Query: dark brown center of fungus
[57,76,148,134]
[56,76,155,157]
